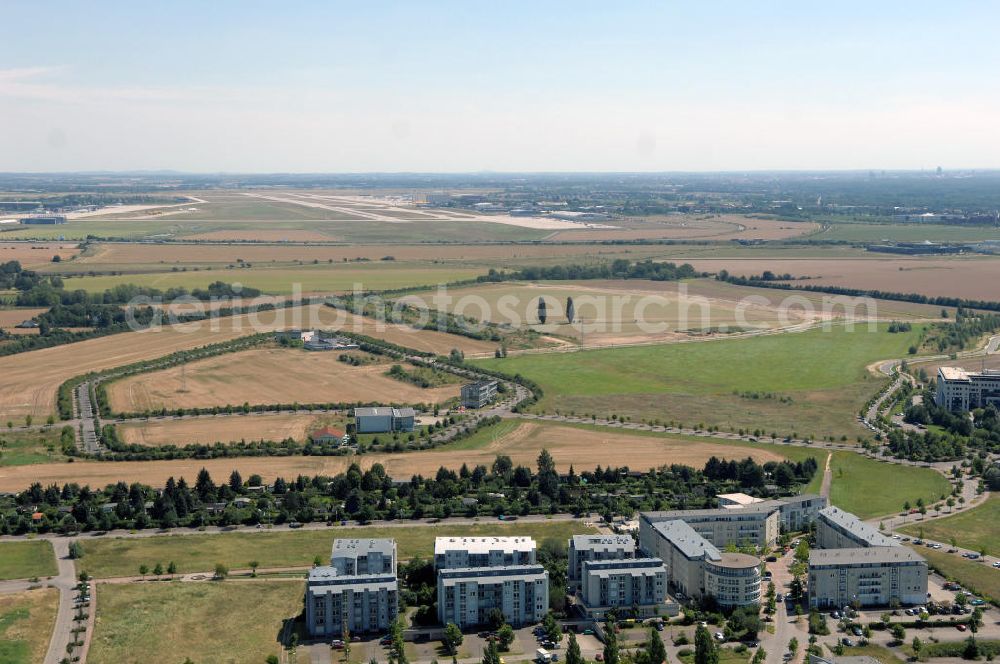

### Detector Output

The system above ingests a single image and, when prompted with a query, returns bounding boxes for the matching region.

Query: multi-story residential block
[437,565,549,628]
[703,553,762,608]
[935,367,1000,411]
[640,506,780,549]
[307,538,399,637]
[568,534,636,589]
[434,536,547,629]
[578,558,676,618]
[639,518,761,608]
[434,536,536,569]
[808,547,928,608]
[816,507,896,549]
[332,538,396,575]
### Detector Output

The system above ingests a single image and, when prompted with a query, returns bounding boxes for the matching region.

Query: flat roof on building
[810,546,926,566]
[571,534,635,551]
[333,538,395,557]
[434,536,536,556]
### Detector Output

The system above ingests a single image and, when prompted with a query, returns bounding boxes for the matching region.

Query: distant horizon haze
[2,1,999,172]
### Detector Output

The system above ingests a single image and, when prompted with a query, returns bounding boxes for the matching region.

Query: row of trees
[2,450,816,535]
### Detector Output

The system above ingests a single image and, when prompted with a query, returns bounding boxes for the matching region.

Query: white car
[715,632,725,642]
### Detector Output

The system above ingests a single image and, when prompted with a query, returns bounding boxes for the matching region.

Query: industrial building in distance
[353,406,416,433]
[461,380,499,409]
[935,366,1000,411]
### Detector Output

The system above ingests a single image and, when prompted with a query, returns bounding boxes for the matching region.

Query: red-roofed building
[310,426,347,445]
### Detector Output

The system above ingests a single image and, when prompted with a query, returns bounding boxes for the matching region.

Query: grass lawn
[828,452,952,519]
[441,418,524,451]
[0,588,60,664]
[78,520,597,578]
[89,580,302,664]
[898,494,1000,555]
[678,647,750,664]
[0,540,58,580]
[0,428,65,466]
[834,643,906,664]
[474,324,922,439]
[819,222,1000,243]
[910,545,1000,604]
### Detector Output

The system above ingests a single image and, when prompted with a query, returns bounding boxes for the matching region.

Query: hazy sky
[3,1,999,172]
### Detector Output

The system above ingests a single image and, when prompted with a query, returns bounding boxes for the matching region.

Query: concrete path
[43,539,78,664]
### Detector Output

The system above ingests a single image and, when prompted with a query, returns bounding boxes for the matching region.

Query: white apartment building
[568,534,636,589]
[434,536,547,629]
[434,536,537,569]
[809,547,928,609]
[704,553,763,608]
[817,507,896,549]
[641,506,780,549]
[935,367,1000,411]
[437,565,549,628]
[578,558,675,619]
[307,538,399,637]
[640,518,761,608]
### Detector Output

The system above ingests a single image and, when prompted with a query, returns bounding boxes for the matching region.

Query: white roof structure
[434,536,536,556]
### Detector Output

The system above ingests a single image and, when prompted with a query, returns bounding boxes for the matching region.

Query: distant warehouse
[353,407,415,434]
[19,215,67,225]
[461,380,498,409]
[935,367,1000,411]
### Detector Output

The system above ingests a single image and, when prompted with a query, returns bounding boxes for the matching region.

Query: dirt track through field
[0,421,784,491]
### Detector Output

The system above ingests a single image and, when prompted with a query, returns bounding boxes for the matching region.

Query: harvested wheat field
[107,348,461,412]
[680,256,1000,302]
[0,241,78,267]
[0,307,47,329]
[117,412,348,446]
[0,306,310,422]
[0,304,491,422]
[0,421,786,491]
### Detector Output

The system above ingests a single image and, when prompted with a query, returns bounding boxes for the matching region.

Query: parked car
[957,624,968,632]
[715,632,725,642]
[852,627,863,637]
[841,638,854,647]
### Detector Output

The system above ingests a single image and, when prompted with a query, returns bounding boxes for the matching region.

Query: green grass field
[911,545,1000,604]
[898,494,999,555]
[57,263,483,295]
[0,588,60,664]
[817,222,1000,243]
[835,644,905,664]
[475,324,922,439]
[828,452,952,519]
[0,540,58,580]
[77,520,597,578]
[0,428,64,467]
[89,580,301,664]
